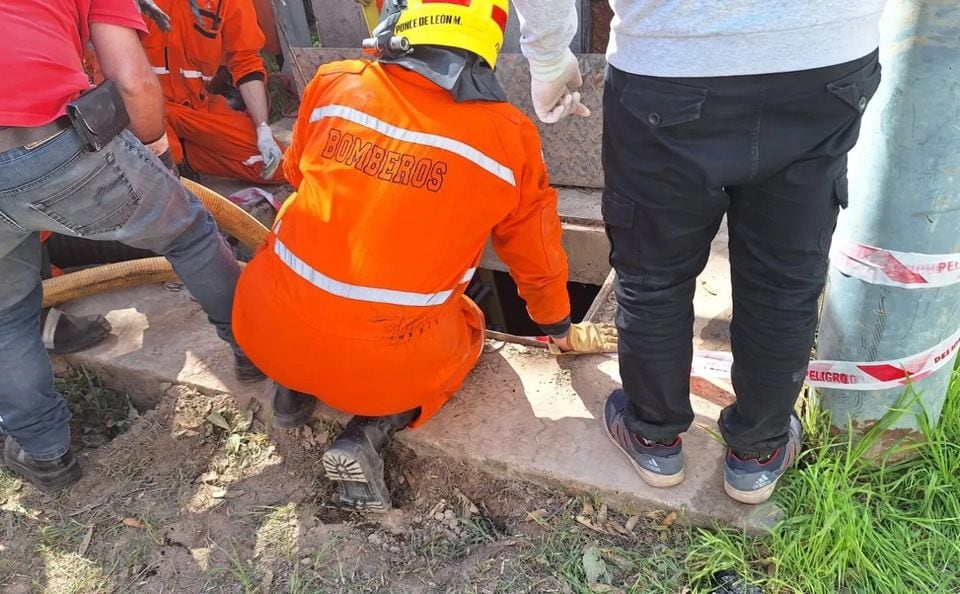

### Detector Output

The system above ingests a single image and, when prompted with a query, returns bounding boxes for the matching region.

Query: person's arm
[511,0,589,123]
[239,79,270,129]
[222,0,280,177]
[493,118,618,355]
[89,22,164,143]
[492,120,572,337]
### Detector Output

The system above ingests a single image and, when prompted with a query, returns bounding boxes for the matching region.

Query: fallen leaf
[601,549,633,571]
[608,522,632,538]
[597,503,608,524]
[581,500,595,517]
[575,515,606,534]
[302,424,313,438]
[234,409,254,432]
[582,545,611,585]
[78,525,94,556]
[226,433,242,454]
[206,411,231,431]
[527,509,548,523]
[122,517,144,529]
[661,511,678,530]
[625,515,640,532]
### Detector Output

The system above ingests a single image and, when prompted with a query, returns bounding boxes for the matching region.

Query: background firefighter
[232,0,617,512]
[141,0,286,182]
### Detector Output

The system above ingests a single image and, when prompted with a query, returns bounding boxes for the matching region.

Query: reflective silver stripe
[309,105,516,187]
[152,66,170,75]
[180,69,213,81]
[461,268,476,283]
[274,237,469,307]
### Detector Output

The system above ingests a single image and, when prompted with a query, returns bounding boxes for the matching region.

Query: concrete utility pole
[817,0,960,442]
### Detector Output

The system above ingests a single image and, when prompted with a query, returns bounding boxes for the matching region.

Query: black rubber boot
[234,352,266,382]
[272,386,317,428]
[322,409,420,512]
[41,307,112,354]
[3,438,82,493]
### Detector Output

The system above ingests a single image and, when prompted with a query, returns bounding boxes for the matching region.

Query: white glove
[528,49,591,124]
[256,123,283,180]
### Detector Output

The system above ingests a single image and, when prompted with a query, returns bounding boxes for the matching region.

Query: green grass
[56,367,138,450]
[685,366,960,593]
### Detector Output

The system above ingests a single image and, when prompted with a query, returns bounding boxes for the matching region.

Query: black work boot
[272,386,316,428]
[234,351,266,382]
[322,409,420,512]
[3,438,82,493]
[41,307,112,355]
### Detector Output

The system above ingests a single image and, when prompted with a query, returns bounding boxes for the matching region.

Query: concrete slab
[290,48,605,188]
[56,254,772,530]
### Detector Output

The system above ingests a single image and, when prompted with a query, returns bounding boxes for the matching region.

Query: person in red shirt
[0,0,263,493]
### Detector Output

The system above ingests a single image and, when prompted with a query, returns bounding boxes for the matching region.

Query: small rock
[300,557,313,566]
[412,515,423,524]
[388,546,400,553]
[367,533,383,546]
[444,509,456,521]
[434,513,445,522]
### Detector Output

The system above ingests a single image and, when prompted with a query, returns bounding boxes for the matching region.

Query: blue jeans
[0,128,241,460]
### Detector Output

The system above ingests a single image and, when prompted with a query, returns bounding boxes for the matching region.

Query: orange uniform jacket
[233,60,570,425]
[141,0,284,182]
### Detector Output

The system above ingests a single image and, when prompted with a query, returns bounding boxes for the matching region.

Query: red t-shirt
[0,0,147,127]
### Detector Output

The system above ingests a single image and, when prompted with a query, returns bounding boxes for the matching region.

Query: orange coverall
[233,60,571,426]
[141,0,285,182]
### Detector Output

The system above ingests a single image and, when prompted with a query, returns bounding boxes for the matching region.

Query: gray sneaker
[723,415,803,505]
[603,390,684,488]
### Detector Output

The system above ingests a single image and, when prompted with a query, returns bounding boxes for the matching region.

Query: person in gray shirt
[511,0,886,504]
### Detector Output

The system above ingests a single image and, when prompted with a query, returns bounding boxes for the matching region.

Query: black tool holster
[66,80,130,152]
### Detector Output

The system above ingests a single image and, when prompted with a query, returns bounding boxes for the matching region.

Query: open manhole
[467,269,602,336]
[55,368,142,453]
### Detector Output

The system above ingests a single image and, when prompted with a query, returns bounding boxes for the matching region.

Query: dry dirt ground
[0,371,695,594]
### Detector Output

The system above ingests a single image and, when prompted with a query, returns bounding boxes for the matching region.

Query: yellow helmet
[392,0,509,68]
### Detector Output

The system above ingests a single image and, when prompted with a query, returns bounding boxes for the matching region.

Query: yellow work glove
[547,322,618,355]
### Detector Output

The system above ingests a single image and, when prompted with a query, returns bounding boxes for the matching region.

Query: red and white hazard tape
[831,238,960,289]
[687,326,960,390]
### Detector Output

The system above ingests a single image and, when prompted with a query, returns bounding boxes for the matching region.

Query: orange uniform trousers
[164,97,286,184]
[234,265,485,427]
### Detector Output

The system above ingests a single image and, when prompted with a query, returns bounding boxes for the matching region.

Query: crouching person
[233,0,616,511]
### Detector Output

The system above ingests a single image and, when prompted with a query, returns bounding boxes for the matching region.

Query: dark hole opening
[467,269,601,336]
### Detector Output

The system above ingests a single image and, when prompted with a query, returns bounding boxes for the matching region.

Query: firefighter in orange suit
[232,0,617,510]
[141,0,285,182]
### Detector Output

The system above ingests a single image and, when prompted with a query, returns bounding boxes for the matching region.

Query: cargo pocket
[827,58,882,114]
[30,152,141,237]
[816,172,850,276]
[833,173,849,209]
[620,76,708,129]
[602,188,640,270]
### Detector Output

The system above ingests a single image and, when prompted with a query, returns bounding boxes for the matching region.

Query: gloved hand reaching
[528,49,591,124]
[256,123,283,180]
[548,322,618,355]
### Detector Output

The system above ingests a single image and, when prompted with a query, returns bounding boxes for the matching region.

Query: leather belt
[0,116,71,153]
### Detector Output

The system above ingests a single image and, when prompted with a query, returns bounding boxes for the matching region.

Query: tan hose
[180,177,270,250]
[42,257,177,308]
[41,179,269,308]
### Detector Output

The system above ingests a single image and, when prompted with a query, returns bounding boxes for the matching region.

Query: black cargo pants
[602,51,881,456]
